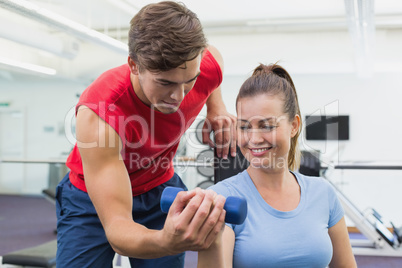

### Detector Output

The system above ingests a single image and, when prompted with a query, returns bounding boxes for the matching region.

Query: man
[56,1,236,267]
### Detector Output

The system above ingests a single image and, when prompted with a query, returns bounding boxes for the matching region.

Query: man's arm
[203,45,237,159]
[76,106,227,258]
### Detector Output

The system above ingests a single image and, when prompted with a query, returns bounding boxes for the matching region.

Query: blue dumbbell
[160,186,247,225]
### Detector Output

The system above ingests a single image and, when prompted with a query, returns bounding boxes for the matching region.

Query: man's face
[133,55,202,114]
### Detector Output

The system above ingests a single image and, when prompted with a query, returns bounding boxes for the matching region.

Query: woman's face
[236,93,299,171]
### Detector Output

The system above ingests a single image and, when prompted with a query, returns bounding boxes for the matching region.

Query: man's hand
[202,107,237,159]
[160,188,227,254]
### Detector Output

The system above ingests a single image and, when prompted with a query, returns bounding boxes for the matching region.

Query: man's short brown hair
[128,1,207,72]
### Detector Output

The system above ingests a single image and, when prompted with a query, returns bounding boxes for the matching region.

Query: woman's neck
[247,166,297,192]
[247,167,301,211]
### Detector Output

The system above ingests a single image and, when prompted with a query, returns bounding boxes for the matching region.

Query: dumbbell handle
[160,187,247,225]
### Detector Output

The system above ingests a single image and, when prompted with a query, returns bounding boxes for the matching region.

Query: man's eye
[188,78,198,84]
[160,82,172,86]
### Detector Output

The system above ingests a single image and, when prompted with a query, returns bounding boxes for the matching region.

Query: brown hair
[128,1,207,72]
[236,63,302,171]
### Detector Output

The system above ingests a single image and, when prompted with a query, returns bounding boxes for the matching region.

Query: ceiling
[0,0,402,82]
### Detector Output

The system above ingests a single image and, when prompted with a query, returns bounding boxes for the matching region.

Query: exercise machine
[323,162,402,257]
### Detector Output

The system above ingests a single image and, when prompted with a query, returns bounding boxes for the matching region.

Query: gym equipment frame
[324,162,402,257]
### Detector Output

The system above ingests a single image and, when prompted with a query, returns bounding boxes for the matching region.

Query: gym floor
[1,194,401,268]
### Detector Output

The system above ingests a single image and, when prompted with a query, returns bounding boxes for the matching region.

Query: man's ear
[127,57,139,75]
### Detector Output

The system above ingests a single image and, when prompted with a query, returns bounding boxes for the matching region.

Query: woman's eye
[262,125,276,131]
[239,124,276,131]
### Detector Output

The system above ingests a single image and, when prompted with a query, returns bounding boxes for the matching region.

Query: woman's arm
[328,217,357,268]
[198,225,235,268]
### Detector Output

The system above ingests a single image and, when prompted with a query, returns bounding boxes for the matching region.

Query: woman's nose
[248,129,264,145]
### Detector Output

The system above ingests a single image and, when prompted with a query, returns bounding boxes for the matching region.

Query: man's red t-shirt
[66,50,222,196]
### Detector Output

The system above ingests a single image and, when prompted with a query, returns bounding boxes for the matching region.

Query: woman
[198,63,356,267]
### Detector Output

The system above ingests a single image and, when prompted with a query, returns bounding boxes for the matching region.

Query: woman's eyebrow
[260,117,276,123]
[237,117,276,123]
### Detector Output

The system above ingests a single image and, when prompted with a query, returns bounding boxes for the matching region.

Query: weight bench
[42,188,56,203]
[1,240,57,268]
